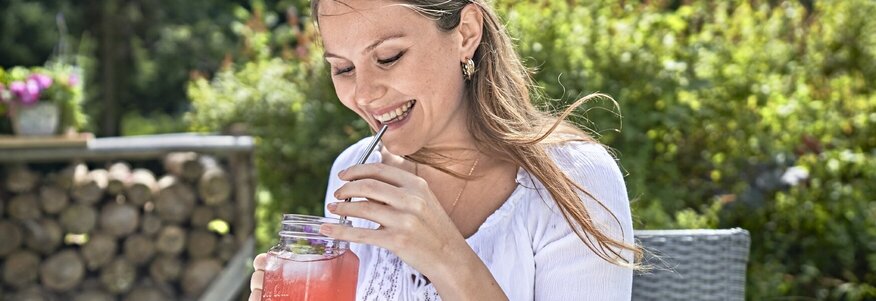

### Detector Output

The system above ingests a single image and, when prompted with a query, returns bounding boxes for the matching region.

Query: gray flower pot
[11,102,60,136]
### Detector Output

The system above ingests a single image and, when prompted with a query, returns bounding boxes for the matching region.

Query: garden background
[1,0,874,299]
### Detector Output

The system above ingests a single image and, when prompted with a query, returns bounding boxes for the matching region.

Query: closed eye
[333,66,354,76]
[378,51,405,65]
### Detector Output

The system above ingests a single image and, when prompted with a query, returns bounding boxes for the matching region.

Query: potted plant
[0,65,85,136]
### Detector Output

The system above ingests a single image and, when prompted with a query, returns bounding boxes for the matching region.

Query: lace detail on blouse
[360,248,441,301]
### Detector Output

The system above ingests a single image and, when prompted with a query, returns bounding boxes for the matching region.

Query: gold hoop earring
[461,58,475,81]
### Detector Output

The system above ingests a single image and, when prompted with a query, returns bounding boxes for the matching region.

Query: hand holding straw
[339,124,389,223]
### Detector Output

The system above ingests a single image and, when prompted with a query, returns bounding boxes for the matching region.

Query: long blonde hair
[312,0,642,268]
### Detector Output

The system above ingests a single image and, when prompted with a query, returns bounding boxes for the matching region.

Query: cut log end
[123,234,156,266]
[40,249,85,292]
[2,250,40,289]
[0,221,23,257]
[181,259,222,297]
[198,168,231,206]
[5,164,39,193]
[81,233,118,271]
[72,165,109,204]
[39,185,70,214]
[9,193,42,221]
[187,230,217,259]
[73,290,115,301]
[140,213,162,236]
[164,152,204,183]
[60,204,98,234]
[149,255,183,283]
[127,169,157,206]
[100,203,140,237]
[124,285,170,301]
[100,259,137,294]
[156,226,186,255]
[107,162,132,196]
[190,206,215,228]
[156,176,195,224]
[22,219,63,255]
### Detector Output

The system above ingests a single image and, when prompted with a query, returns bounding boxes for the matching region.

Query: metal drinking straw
[338,124,389,223]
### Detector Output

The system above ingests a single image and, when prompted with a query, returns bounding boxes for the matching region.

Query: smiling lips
[373,100,416,125]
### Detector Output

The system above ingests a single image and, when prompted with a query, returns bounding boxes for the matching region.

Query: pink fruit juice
[261,214,359,301]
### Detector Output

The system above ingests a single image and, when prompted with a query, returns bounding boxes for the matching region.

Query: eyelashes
[377,50,405,65]
[334,66,354,76]
[332,50,407,76]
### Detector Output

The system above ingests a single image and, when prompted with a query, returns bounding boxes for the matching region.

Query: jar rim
[278,213,351,240]
[281,213,350,225]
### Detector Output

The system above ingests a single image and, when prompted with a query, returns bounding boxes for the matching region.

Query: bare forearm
[429,242,509,301]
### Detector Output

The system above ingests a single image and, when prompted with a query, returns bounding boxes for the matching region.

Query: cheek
[331,79,358,110]
[398,54,460,99]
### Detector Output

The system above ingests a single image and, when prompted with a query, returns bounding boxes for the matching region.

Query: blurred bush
[187,0,875,299]
[186,0,366,251]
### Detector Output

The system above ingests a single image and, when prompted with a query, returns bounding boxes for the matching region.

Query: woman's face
[318,0,470,156]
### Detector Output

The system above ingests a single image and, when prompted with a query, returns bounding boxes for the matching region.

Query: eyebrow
[324,33,407,60]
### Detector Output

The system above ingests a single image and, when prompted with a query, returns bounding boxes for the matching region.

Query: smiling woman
[248,0,642,300]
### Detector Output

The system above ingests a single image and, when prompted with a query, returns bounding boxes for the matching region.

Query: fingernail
[319,225,333,235]
[333,190,341,199]
[327,202,338,212]
[338,169,347,178]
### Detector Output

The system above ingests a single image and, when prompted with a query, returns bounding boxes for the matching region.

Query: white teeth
[373,100,415,123]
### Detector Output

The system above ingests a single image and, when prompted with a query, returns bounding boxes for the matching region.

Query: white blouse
[324,137,634,301]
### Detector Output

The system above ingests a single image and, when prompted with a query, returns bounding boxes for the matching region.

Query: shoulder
[332,136,379,170]
[547,140,624,184]
[516,139,631,230]
[519,140,625,194]
[518,140,634,247]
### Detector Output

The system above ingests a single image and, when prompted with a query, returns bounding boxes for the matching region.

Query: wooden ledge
[0,133,255,162]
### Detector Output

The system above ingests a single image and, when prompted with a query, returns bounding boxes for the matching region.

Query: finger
[251,269,264,292]
[252,253,268,270]
[320,223,385,246]
[339,163,420,187]
[334,179,409,208]
[249,289,262,301]
[328,200,399,225]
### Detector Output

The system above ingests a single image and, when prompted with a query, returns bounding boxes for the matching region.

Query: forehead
[318,0,435,51]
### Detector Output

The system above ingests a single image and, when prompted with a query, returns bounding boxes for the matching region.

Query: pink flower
[22,79,41,104]
[67,74,80,87]
[29,73,53,89]
[9,81,26,97]
[9,80,40,104]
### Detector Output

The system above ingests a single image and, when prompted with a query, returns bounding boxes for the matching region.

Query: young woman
[250,0,641,300]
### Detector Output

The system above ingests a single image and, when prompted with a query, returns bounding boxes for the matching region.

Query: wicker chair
[632,228,751,301]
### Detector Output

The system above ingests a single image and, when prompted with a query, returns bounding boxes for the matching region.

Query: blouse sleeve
[531,142,634,301]
[323,138,382,229]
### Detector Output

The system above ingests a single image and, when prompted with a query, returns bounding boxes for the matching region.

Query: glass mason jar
[261,214,359,301]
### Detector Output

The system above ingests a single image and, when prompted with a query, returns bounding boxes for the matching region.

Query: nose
[353,68,386,107]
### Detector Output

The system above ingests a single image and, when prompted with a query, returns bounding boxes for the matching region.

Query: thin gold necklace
[415,157,480,217]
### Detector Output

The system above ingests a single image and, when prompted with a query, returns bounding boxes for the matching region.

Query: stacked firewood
[0,152,238,301]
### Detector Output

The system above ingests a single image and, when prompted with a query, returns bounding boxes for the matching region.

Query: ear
[456,4,484,61]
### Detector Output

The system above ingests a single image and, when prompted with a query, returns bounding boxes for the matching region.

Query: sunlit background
[1,0,874,299]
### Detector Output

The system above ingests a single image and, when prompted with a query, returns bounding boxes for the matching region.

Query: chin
[382,140,421,157]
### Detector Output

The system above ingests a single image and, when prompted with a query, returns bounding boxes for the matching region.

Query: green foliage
[119,111,188,136]
[188,0,875,299]
[187,1,366,249]
[498,0,875,299]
